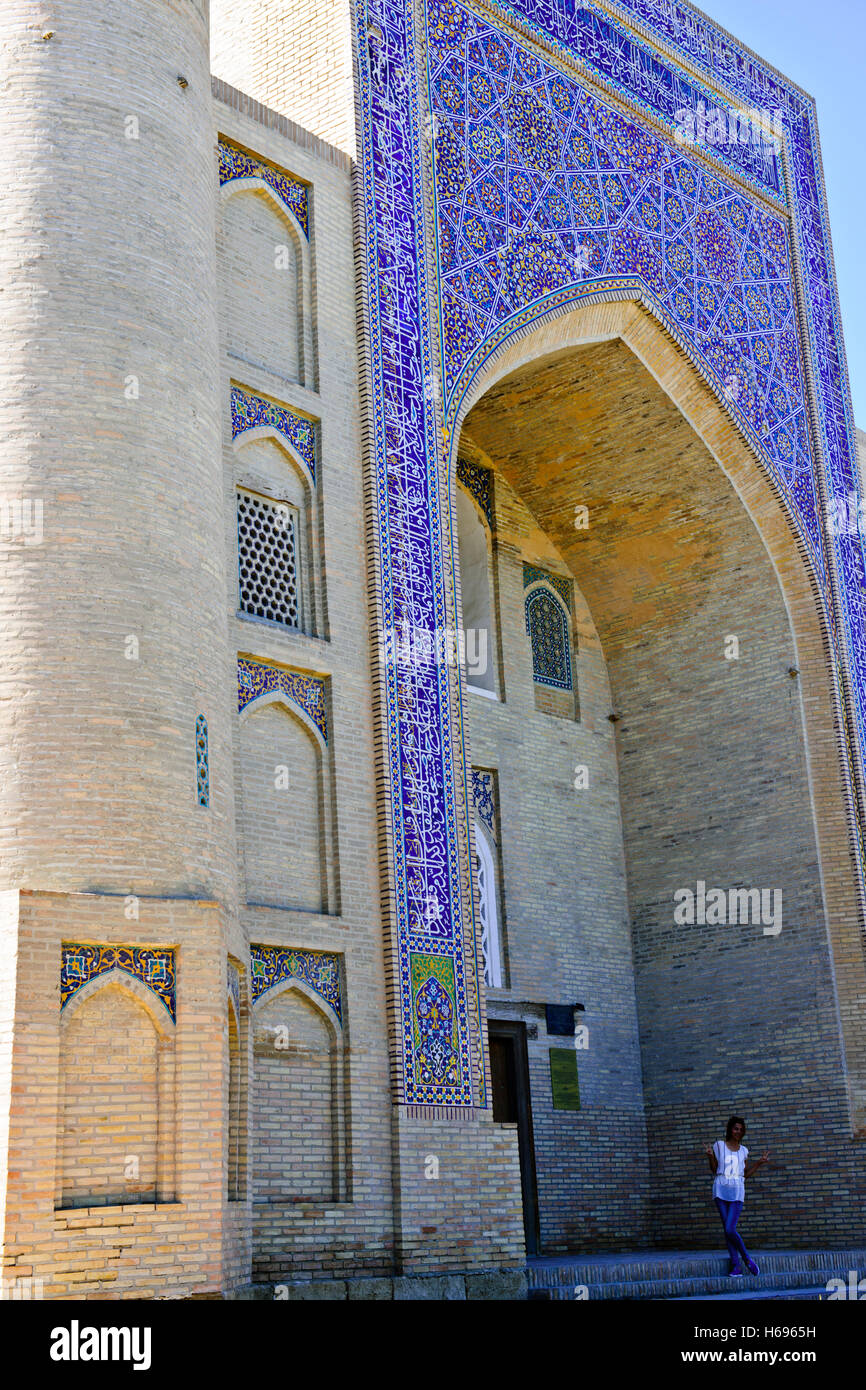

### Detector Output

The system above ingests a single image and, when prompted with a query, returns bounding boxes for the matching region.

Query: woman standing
[704,1116,770,1276]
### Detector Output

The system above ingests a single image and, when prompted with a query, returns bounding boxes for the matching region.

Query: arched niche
[236,696,330,914]
[451,295,866,1157]
[250,979,346,1205]
[233,429,321,638]
[219,180,314,388]
[57,971,175,1209]
[225,986,245,1203]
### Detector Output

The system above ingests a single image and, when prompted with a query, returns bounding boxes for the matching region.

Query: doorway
[488,1020,539,1255]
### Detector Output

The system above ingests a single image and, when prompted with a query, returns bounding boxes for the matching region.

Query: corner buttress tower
[0,0,239,1296]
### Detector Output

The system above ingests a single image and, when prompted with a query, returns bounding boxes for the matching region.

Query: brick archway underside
[454,304,866,1143]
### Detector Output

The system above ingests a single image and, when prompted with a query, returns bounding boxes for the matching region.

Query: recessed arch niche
[57,971,176,1209]
[236,693,337,914]
[452,297,866,1161]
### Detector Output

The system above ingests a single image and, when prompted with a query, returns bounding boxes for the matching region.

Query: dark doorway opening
[488,1020,539,1255]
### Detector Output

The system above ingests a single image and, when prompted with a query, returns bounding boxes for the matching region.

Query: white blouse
[712,1140,748,1203]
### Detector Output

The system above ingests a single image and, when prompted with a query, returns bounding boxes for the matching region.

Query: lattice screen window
[525,585,572,690]
[237,489,300,628]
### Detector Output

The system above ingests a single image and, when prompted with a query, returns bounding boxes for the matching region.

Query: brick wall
[210,0,355,155]
[237,702,326,912]
[0,0,237,1299]
[456,460,651,1252]
[58,984,163,1209]
[392,1113,525,1274]
[252,988,337,1202]
[3,893,228,1298]
[214,87,399,1285]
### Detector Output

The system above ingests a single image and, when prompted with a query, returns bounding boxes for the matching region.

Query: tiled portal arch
[448,294,866,1131]
[356,0,866,1114]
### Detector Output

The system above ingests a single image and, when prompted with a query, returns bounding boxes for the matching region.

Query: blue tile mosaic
[523,563,572,610]
[250,945,342,1024]
[60,945,176,1022]
[218,138,310,237]
[525,584,573,689]
[427,1,816,549]
[196,714,209,807]
[237,657,328,743]
[497,3,785,201]
[457,455,494,526]
[471,768,497,841]
[356,0,866,1108]
[230,385,316,485]
[359,0,478,1105]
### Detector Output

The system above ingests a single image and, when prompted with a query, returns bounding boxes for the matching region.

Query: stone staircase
[527,1248,866,1300]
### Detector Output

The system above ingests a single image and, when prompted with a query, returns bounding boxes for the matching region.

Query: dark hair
[726,1115,747,1140]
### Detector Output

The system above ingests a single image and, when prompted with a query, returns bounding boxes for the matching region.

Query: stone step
[528,1248,866,1301]
[671,1285,830,1301]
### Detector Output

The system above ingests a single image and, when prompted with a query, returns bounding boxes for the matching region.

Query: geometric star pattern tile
[427,0,817,546]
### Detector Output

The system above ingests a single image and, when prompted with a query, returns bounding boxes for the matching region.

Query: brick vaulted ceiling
[462,337,815,984]
[462,336,771,662]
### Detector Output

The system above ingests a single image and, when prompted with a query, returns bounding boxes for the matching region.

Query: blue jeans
[714,1197,751,1268]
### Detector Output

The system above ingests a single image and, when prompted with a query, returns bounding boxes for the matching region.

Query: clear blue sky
[701,0,864,427]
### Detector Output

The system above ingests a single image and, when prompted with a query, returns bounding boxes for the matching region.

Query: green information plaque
[549,1047,581,1111]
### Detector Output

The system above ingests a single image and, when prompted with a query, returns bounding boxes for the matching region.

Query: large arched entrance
[451,300,866,1251]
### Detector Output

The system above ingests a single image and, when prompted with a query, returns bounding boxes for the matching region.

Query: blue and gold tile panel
[230,385,316,485]
[457,456,494,527]
[358,0,479,1106]
[218,138,309,237]
[523,563,572,610]
[237,658,328,743]
[354,0,866,1108]
[494,2,785,202]
[195,714,209,807]
[426,0,818,557]
[60,945,176,1022]
[250,945,342,1025]
[471,768,497,842]
[410,952,462,1088]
